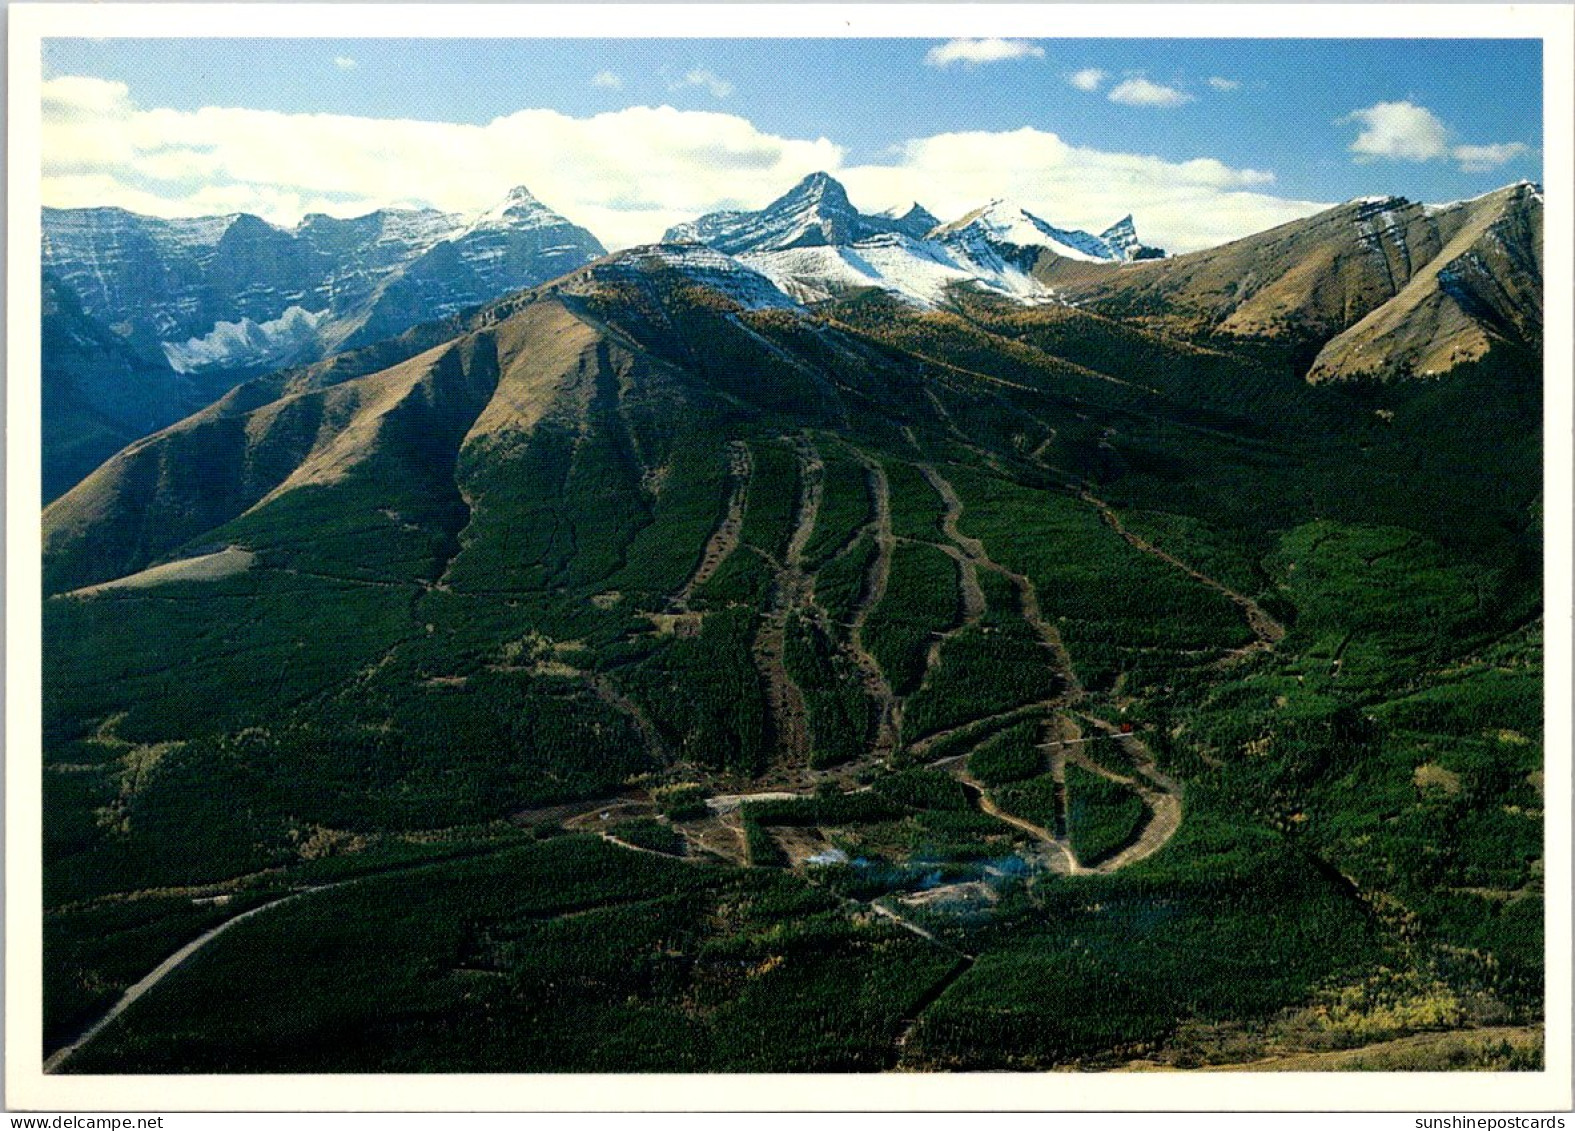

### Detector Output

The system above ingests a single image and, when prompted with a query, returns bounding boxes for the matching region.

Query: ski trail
[954,762,1080,875]
[923,543,986,677]
[586,673,671,765]
[1080,490,1285,653]
[751,435,822,766]
[840,448,899,757]
[921,463,1083,699]
[671,440,751,611]
[1072,713,1184,873]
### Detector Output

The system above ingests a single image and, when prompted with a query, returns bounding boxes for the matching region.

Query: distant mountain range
[43,187,605,374]
[663,172,1163,308]
[40,188,605,498]
[38,171,1542,499]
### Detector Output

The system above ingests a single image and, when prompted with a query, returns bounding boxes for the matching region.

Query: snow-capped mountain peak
[570,244,803,312]
[663,172,863,253]
[1100,214,1137,250]
[936,199,1120,264]
[783,171,853,208]
[663,172,944,255]
[878,202,943,239]
[1094,215,1166,262]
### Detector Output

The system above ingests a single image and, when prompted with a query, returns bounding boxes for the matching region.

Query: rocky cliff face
[41,270,192,502]
[668,173,1162,310]
[42,188,605,378]
[1305,183,1543,381]
[41,189,607,495]
[1054,182,1543,381]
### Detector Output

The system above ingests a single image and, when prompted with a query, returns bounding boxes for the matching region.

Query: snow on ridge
[466,186,571,233]
[742,231,1057,310]
[161,305,330,373]
[938,200,1118,263]
[586,244,804,312]
[1425,180,1544,216]
[664,173,939,255]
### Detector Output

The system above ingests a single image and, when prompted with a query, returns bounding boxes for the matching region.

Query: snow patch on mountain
[466,185,570,234]
[162,305,330,373]
[578,244,804,312]
[875,202,943,240]
[665,173,943,255]
[1424,180,1543,217]
[742,233,1054,308]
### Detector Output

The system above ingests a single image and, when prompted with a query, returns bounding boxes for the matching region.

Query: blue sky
[40,37,1543,251]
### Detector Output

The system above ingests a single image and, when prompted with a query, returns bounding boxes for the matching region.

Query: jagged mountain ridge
[40,187,607,497]
[661,171,938,252]
[1053,181,1543,381]
[668,173,1163,310]
[42,204,458,365]
[932,198,1160,265]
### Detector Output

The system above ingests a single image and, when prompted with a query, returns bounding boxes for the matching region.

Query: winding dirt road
[1072,713,1184,873]
[44,884,341,1074]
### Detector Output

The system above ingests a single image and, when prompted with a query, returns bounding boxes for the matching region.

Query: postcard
[7,3,1572,1113]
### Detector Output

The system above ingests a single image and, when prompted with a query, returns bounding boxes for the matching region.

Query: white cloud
[671,69,733,98]
[592,70,622,90]
[41,171,389,226]
[925,38,1045,68]
[40,74,129,116]
[40,74,1326,254]
[40,75,839,249]
[333,56,357,71]
[1107,78,1193,108]
[1451,141,1531,172]
[1068,68,1108,92]
[1206,76,1241,92]
[1341,100,1449,162]
[1341,100,1529,173]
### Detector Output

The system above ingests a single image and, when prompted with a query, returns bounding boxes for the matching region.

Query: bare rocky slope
[1050,182,1542,381]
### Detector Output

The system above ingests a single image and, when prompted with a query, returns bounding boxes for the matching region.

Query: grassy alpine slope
[40,240,1543,1072]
